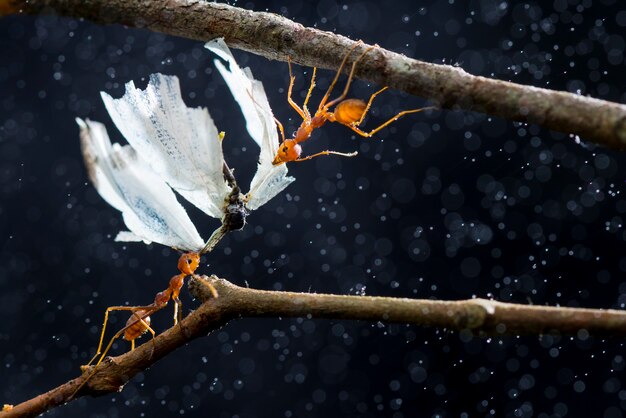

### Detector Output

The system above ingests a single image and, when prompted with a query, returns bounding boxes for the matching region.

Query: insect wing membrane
[77,118,129,214]
[115,230,144,243]
[101,74,230,219]
[78,118,205,251]
[110,144,206,251]
[206,38,294,211]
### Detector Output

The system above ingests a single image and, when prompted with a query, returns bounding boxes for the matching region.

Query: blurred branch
[3,0,626,149]
[3,274,626,417]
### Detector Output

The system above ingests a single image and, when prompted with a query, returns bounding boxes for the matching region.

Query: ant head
[178,252,200,275]
[272,139,302,165]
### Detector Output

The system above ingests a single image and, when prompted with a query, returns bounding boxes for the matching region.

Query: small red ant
[72,252,217,397]
[272,41,434,165]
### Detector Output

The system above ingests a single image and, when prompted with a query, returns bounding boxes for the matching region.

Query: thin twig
[2,0,626,148]
[3,274,626,418]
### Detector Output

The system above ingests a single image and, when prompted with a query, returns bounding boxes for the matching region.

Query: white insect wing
[205,38,294,211]
[82,40,292,253]
[77,118,129,214]
[101,73,230,219]
[77,118,205,252]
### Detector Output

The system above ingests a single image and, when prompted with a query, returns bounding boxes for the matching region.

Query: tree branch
[3,274,626,418]
[3,0,626,149]
[2,2,626,416]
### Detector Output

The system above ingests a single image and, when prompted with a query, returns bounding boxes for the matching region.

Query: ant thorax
[310,114,327,129]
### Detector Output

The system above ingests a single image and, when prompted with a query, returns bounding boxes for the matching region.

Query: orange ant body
[272,42,434,165]
[83,253,216,369]
[73,252,217,397]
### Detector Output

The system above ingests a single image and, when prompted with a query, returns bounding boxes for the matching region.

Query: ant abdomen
[123,310,151,341]
[334,99,367,125]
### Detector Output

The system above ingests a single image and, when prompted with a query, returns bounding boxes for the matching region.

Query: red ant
[72,252,218,397]
[272,41,434,165]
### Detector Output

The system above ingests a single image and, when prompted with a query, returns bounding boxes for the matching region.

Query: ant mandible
[272,41,434,165]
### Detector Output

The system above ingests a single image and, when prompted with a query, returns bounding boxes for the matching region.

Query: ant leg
[72,324,128,399]
[97,309,155,364]
[274,117,286,143]
[206,283,219,299]
[85,304,154,368]
[143,320,158,360]
[347,106,438,137]
[90,326,129,370]
[72,308,157,399]
[302,67,317,116]
[324,44,376,109]
[85,307,113,367]
[173,297,183,325]
[296,150,358,162]
[353,86,388,127]
[287,57,306,119]
[319,41,362,109]
[193,274,219,299]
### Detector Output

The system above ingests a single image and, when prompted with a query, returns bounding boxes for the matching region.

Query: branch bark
[2,3,626,416]
[3,0,626,149]
[3,274,626,418]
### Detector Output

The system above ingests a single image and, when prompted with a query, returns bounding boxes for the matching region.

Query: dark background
[2,1,626,417]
